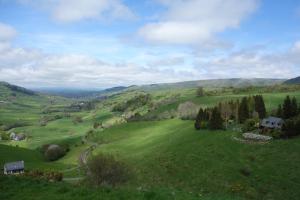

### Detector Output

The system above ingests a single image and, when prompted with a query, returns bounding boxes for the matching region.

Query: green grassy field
[1,82,300,200]
[91,119,300,200]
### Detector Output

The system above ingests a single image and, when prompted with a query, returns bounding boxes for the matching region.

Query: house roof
[4,161,24,171]
[261,117,284,128]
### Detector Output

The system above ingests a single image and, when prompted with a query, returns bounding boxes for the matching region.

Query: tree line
[195,95,267,130]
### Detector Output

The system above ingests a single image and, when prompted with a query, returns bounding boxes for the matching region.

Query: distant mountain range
[0,78,290,99]
[284,76,300,85]
[131,78,286,91]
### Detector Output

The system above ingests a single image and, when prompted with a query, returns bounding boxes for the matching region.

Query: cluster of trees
[112,93,151,112]
[217,95,266,123]
[276,96,299,119]
[66,101,95,112]
[276,96,300,137]
[194,95,267,130]
[194,107,223,130]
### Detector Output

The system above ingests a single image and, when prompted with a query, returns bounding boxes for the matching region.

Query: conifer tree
[238,97,249,123]
[195,108,207,130]
[276,104,283,118]
[254,95,266,119]
[283,96,292,119]
[209,107,223,130]
[291,97,298,117]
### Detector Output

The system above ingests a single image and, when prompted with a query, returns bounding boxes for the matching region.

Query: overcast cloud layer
[0,0,299,88]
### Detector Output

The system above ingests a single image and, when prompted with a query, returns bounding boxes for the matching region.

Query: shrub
[196,87,205,97]
[267,129,283,139]
[194,120,208,130]
[72,116,83,124]
[282,117,300,137]
[1,122,29,131]
[26,170,63,182]
[242,119,256,132]
[93,122,102,129]
[178,101,199,120]
[0,131,10,140]
[86,154,129,186]
[44,144,66,161]
[239,167,251,177]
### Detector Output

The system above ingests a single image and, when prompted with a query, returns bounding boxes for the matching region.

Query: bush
[194,120,208,130]
[44,144,66,161]
[178,101,199,120]
[0,131,10,140]
[282,117,300,137]
[1,122,29,131]
[86,154,129,186]
[26,170,63,182]
[196,87,205,97]
[242,119,256,132]
[72,116,83,124]
[93,122,102,129]
[267,129,283,139]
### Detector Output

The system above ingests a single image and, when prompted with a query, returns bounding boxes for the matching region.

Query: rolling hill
[1,80,300,200]
[284,76,300,85]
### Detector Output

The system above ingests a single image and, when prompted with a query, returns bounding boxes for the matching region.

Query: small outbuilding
[260,117,284,130]
[10,132,26,141]
[4,161,25,175]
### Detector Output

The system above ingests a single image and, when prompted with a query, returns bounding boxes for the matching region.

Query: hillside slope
[284,76,300,84]
[131,78,285,92]
[92,119,300,200]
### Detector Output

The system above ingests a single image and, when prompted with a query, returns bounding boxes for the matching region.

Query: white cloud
[0,41,196,88]
[0,23,17,41]
[194,43,300,79]
[2,39,299,89]
[19,0,134,23]
[138,0,258,45]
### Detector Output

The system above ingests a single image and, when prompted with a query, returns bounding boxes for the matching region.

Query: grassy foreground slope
[93,120,300,200]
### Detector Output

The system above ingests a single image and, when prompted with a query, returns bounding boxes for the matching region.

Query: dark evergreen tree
[276,104,283,118]
[208,107,224,130]
[238,97,249,123]
[283,96,292,119]
[291,97,298,117]
[195,108,202,130]
[254,95,266,119]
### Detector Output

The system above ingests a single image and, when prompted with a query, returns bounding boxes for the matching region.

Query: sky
[0,0,300,89]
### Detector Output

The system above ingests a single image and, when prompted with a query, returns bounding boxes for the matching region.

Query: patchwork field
[1,82,300,200]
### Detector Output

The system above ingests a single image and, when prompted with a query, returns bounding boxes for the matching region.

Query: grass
[0,144,64,170]
[1,83,300,199]
[1,176,232,200]
[93,119,300,200]
[146,90,300,117]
